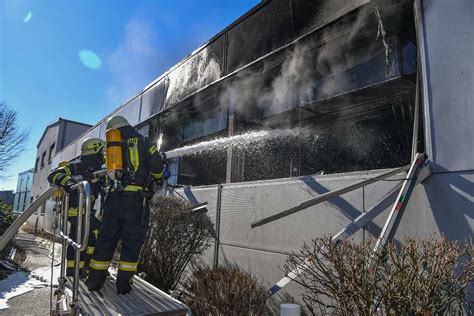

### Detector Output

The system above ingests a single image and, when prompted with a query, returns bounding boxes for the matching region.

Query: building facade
[28,118,92,228]
[32,0,472,302]
[12,168,34,213]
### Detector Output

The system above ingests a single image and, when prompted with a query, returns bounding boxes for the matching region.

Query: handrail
[251,164,411,228]
[59,194,69,280]
[74,181,91,252]
[0,185,59,251]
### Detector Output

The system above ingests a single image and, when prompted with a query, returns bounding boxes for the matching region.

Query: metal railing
[51,180,92,316]
[0,185,59,251]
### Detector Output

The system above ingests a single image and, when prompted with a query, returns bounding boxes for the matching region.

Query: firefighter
[48,137,106,277]
[86,115,165,294]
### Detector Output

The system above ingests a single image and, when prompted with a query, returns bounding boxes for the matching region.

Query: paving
[0,229,61,316]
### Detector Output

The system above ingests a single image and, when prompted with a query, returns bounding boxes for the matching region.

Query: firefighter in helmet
[86,115,165,294]
[48,137,106,276]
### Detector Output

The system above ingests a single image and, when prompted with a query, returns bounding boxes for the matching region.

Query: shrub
[285,237,474,315]
[182,264,269,315]
[139,195,214,293]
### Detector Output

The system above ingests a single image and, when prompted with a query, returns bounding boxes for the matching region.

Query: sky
[0,0,260,191]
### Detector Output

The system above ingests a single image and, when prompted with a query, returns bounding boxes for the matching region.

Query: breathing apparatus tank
[106,128,123,190]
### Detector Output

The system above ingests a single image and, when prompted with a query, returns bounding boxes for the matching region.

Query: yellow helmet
[106,115,130,130]
[58,160,69,167]
[81,138,106,156]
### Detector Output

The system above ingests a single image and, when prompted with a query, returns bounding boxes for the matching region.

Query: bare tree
[285,237,474,315]
[138,195,215,293]
[0,102,29,177]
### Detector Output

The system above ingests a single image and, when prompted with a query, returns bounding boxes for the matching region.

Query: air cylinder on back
[106,128,123,181]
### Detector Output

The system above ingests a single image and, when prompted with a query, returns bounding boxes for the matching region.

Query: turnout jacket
[47,156,104,211]
[117,126,165,189]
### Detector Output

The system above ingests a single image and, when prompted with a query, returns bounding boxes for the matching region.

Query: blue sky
[0,0,259,190]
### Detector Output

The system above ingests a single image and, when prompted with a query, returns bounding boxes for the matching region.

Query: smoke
[220,4,394,121]
[161,4,400,176]
[166,48,221,106]
[106,18,161,105]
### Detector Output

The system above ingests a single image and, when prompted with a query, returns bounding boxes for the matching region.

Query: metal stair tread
[65,275,189,315]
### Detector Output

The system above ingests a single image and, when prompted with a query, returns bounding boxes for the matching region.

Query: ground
[0,228,61,315]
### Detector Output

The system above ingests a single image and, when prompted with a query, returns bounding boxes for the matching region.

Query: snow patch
[0,266,59,310]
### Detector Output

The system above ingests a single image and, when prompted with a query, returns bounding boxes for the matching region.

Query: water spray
[163,128,308,159]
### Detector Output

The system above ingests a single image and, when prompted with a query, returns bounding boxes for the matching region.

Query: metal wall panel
[115,96,141,127]
[165,37,224,108]
[225,0,294,73]
[140,80,169,122]
[418,0,474,171]
[172,185,219,228]
[371,171,474,241]
[218,244,305,304]
[219,175,364,254]
[291,0,369,38]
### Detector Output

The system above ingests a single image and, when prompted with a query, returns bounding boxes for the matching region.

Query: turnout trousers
[66,211,101,276]
[87,192,149,293]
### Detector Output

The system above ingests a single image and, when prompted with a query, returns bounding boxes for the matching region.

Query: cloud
[106,18,161,105]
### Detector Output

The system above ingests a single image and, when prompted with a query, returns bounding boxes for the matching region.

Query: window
[35,158,40,173]
[40,151,46,169]
[159,103,228,186]
[48,143,55,163]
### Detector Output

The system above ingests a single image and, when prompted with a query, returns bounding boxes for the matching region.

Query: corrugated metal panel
[218,244,304,303]
[219,176,363,254]
[172,185,219,227]
[370,171,474,241]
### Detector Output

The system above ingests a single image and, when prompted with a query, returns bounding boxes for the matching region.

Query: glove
[63,179,77,193]
[82,169,95,182]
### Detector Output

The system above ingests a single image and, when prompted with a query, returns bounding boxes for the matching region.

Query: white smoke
[106,18,161,105]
